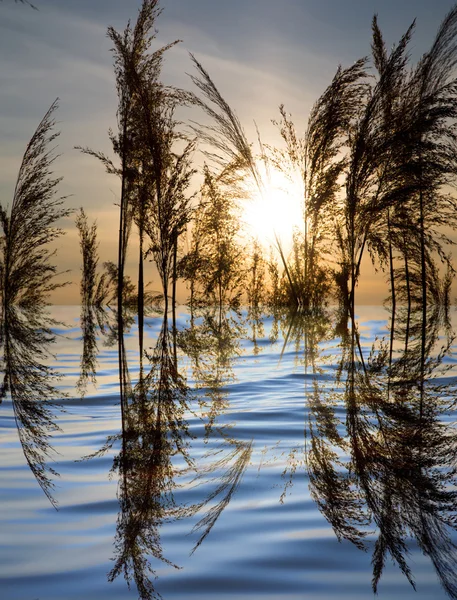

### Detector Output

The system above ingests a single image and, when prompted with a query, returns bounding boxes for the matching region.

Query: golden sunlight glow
[243,165,304,251]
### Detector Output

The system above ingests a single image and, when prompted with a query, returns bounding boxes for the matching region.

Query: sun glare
[243,166,304,250]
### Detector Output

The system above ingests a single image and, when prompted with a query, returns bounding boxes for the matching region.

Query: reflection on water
[306,303,457,596]
[2,302,457,598]
[0,303,64,507]
[108,312,193,599]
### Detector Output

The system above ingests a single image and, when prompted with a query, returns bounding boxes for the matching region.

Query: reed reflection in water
[1,302,457,599]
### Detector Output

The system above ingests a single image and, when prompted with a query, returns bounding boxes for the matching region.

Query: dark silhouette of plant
[76,210,159,309]
[269,59,367,308]
[182,167,245,310]
[106,0,196,319]
[339,21,416,313]
[177,199,205,309]
[142,137,196,313]
[0,100,70,506]
[338,10,457,314]
[188,54,261,186]
[77,1,181,327]
[75,208,101,306]
[75,208,147,396]
[246,239,266,309]
[187,56,301,304]
[0,100,71,309]
[266,250,282,307]
[405,6,457,324]
[77,302,99,398]
[74,228,140,310]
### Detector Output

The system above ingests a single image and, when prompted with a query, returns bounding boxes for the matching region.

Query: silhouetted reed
[268,58,367,308]
[0,94,69,510]
[196,6,457,312]
[78,0,196,330]
[75,208,103,306]
[339,10,457,314]
[187,55,303,305]
[181,166,245,310]
[1,100,71,309]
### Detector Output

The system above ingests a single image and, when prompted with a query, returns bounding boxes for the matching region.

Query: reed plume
[1,99,71,309]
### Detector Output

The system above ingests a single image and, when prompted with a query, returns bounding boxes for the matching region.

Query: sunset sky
[1,0,456,304]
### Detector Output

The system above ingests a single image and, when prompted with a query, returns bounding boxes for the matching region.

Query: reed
[1,99,71,309]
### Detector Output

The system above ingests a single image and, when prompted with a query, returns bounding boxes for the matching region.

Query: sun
[243,166,304,250]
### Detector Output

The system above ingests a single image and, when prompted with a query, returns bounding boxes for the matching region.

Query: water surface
[1,304,456,600]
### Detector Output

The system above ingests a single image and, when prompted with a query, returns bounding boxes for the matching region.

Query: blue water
[1,305,456,600]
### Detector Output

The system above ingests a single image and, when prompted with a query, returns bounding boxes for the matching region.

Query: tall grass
[0,99,71,309]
